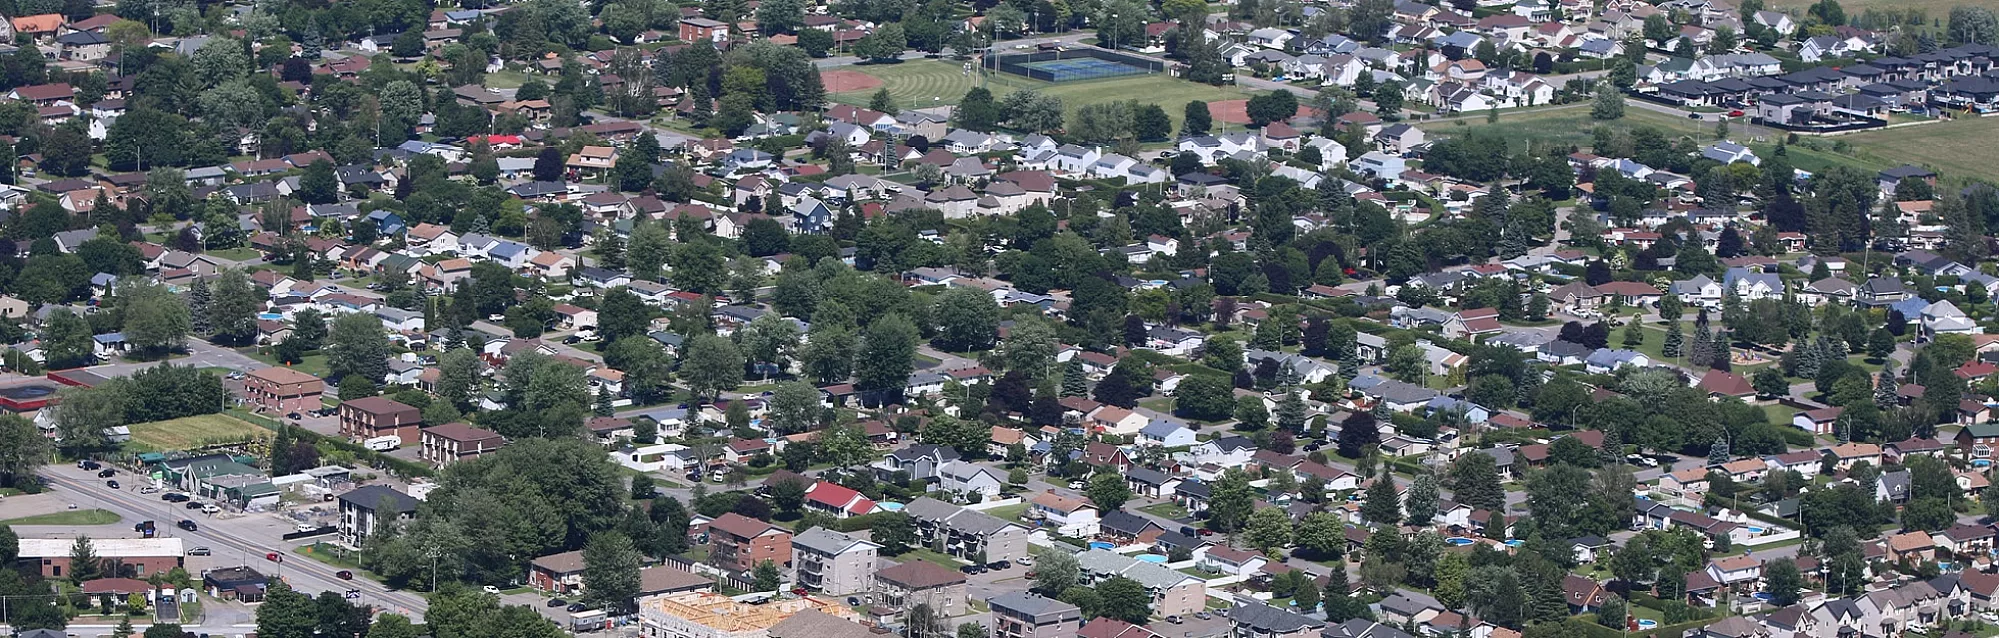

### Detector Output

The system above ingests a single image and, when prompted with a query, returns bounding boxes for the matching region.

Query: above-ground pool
[1089,541,1115,550]
[1978,459,1994,469]
[1446,537,1476,546]
[1136,554,1168,563]
[877,502,905,512]
[1503,540,1526,548]
[1636,620,1659,629]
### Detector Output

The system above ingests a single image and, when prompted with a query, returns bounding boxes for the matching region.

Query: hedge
[229,409,436,479]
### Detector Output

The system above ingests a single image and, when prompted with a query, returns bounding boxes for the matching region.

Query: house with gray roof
[1226,601,1324,638]
[901,497,1028,562]
[990,592,1082,638]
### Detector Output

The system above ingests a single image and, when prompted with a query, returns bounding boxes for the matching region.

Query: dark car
[547,599,568,608]
[106,480,120,489]
[134,521,155,532]
[337,570,355,580]
[988,560,1011,570]
[177,520,198,532]
[185,501,205,510]
[80,460,100,470]
[97,468,116,478]
[566,603,591,613]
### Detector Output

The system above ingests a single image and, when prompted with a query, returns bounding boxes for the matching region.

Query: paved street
[38,467,433,623]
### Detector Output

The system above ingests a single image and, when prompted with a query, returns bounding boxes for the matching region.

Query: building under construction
[637,591,861,638]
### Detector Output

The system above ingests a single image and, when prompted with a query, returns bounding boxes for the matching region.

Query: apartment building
[989,592,1082,638]
[707,513,793,573]
[791,527,878,596]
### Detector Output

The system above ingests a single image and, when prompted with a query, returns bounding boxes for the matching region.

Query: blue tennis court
[1016,56,1154,81]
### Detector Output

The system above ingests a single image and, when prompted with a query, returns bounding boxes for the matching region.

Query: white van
[364,436,401,452]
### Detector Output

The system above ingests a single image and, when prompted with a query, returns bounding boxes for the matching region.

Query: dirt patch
[1208,99,1320,125]
[821,69,885,93]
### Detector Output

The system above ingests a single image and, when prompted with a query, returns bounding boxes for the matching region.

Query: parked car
[186,547,211,556]
[566,603,591,613]
[185,501,205,509]
[547,599,568,608]
[482,585,501,594]
[79,460,101,470]
[97,468,116,478]
[1167,616,1183,624]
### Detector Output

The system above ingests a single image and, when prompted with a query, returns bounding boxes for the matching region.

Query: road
[39,468,433,623]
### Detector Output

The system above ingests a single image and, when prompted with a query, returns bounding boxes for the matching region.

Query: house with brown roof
[528,550,586,593]
[1698,369,1756,400]
[1888,531,1936,562]
[243,366,323,413]
[337,396,422,445]
[418,422,506,466]
[707,512,792,572]
[873,560,968,618]
[1561,575,1608,612]
[9,14,64,39]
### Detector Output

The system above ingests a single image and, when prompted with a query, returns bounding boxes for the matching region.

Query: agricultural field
[1426,103,1726,153]
[1779,117,1999,183]
[826,60,1253,132]
[129,414,272,452]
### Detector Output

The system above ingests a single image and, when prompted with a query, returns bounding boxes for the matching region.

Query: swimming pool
[1089,541,1115,550]
[258,312,285,321]
[1746,526,1766,534]
[1503,540,1525,548]
[1752,592,1773,601]
[1446,537,1476,546]
[1977,459,1993,469]
[1136,554,1167,563]
[1636,620,1658,629]
[877,502,905,512]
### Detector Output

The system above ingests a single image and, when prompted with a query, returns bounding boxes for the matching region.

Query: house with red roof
[1697,369,1755,400]
[803,480,877,519]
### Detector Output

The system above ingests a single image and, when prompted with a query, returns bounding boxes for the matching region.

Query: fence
[995,48,1165,82]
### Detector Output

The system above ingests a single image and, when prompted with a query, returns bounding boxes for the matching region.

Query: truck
[364,436,401,452]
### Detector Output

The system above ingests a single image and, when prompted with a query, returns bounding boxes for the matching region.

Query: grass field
[1779,117,1999,183]
[129,414,272,452]
[829,60,1252,133]
[1428,103,1720,154]
[0,509,121,526]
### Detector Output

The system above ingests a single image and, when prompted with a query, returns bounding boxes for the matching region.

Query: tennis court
[1016,57,1153,81]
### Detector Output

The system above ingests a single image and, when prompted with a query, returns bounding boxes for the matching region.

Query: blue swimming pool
[1446,537,1475,546]
[877,502,905,512]
[1636,620,1658,629]
[1089,541,1115,550]
[1136,554,1167,563]
[258,312,284,321]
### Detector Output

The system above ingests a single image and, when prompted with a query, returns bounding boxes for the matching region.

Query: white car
[483,585,501,595]
[1016,556,1033,566]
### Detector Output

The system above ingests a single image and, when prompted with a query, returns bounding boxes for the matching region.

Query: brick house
[707,512,792,573]
[18,537,183,578]
[338,396,422,445]
[418,422,506,466]
[528,550,586,593]
[244,366,324,413]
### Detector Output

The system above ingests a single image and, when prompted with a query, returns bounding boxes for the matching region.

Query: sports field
[130,414,271,452]
[827,60,1253,132]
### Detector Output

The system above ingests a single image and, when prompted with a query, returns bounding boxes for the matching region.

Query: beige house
[790,527,878,596]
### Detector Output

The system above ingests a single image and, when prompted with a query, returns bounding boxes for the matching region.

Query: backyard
[128,414,272,452]
[827,60,1252,133]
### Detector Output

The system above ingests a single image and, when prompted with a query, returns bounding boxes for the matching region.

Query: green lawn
[239,347,330,378]
[128,414,271,452]
[1139,502,1190,520]
[829,60,1251,133]
[1771,117,1999,182]
[0,509,121,526]
[208,248,263,261]
[983,503,1029,522]
[893,547,968,569]
[1427,103,1710,156]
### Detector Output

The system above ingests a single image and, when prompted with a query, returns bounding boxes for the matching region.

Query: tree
[208,268,262,346]
[1032,550,1079,595]
[1086,472,1131,511]
[1361,474,1401,524]
[1950,6,1999,45]
[1207,469,1255,532]
[1244,506,1294,555]
[1296,512,1346,559]
[855,315,919,401]
[1373,81,1404,118]
[1094,577,1152,624]
[1591,83,1625,120]
[1174,374,1235,420]
[67,535,102,583]
[582,532,642,613]
[1448,452,1505,511]
[681,334,744,402]
[326,312,390,385]
[933,287,999,351]
[1404,472,1439,525]
[119,281,191,356]
[299,159,339,205]
[1245,90,1299,127]
[1337,411,1380,458]
[256,582,316,638]
[1182,100,1213,136]
[753,560,782,592]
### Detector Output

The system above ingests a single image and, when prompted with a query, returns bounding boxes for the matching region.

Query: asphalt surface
[39,467,434,623]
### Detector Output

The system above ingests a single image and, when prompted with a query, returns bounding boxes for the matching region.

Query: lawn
[893,547,967,569]
[829,60,1252,133]
[239,347,330,378]
[1776,117,1999,183]
[208,248,263,262]
[1139,502,1191,520]
[0,509,122,526]
[1426,103,1711,155]
[129,414,271,452]
[983,503,1029,522]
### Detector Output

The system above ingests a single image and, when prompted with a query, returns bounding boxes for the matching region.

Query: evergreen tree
[1662,318,1683,358]
[187,277,212,336]
[1875,364,1900,411]
[1061,358,1089,397]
